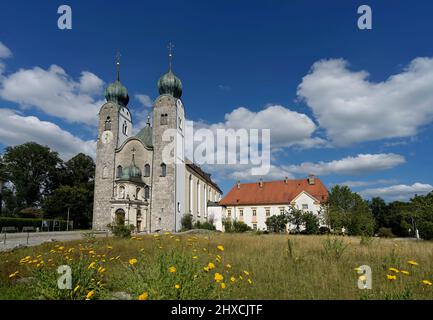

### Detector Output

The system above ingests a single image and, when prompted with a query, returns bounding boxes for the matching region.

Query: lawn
[0,232,432,300]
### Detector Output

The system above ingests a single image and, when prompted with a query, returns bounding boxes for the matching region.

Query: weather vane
[167,42,174,70]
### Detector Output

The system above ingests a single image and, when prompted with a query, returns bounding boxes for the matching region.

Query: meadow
[0,232,432,300]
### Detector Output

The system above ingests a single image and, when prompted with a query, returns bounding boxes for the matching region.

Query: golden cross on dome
[167,42,174,70]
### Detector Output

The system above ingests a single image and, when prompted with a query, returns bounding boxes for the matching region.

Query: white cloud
[359,183,433,201]
[79,71,104,94]
[284,153,405,176]
[0,108,96,160]
[135,94,153,108]
[200,105,326,149]
[0,64,105,125]
[331,179,397,188]
[298,58,433,146]
[0,41,12,75]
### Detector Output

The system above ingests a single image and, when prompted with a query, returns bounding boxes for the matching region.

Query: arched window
[116,165,123,178]
[160,163,167,177]
[189,175,193,213]
[160,114,168,125]
[104,117,111,131]
[123,120,128,135]
[118,186,125,199]
[144,186,150,199]
[144,164,150,177]
[102,166,108,179]
[136,188,141,199]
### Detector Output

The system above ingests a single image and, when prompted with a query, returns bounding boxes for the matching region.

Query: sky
[1,0,433,201]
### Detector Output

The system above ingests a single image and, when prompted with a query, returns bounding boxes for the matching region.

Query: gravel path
[0,231,110,252]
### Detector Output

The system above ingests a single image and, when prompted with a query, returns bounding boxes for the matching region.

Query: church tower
[93,57,131,230]
[150,44,186,232]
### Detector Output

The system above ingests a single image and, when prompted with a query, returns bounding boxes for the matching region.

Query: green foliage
[266,213,289,233]
[42,185,93,229]
[326,185,375,236]
[377,227,394,238]
[2,142,63,207]
[222,219,251,233]
[193,220,216,231]
[322,237,348,260]
[287,208,303,232]
[181,214,193,231]
[418,221,433,240]
[108,223,135,238]
[302,212,320,235]
[17,207,44,219]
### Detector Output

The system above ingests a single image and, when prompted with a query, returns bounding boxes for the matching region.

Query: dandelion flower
[243,270,250,276]
[422,280,432,286]
[401,270,410,276]
[220,283,226,289]
[214,273,224,283]
[138,292,149,300]
[203,266,210,272]
[207,262,216,270]
[168,266,177,273]
[387,274,397,281]
[73,285,80,293]
[88,262,96,269]
[408,260,418,266]
[8,271,19,279]
[129,258,138,266]
[248,279,253,285]
[107,246,113,250]
[175,284,181,289]
[85,290,95,300]
[98,267,106,274]
[230,276,236,283]
[225,264,232,269]
[217,245,224,252]
[192,256,198,259]
[389,268,400,273]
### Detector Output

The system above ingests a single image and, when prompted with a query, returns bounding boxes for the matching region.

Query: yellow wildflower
[408,260,418,266]
[203,266,210,272]
[401,270,410,276]
[422,280,432,286]
[389,268,400,273]
[168,266,177,273]
[85,290,95,300]
[248,278,253,284]
[175,284,181,289]
[353,267,361,272]
[88,262,96,269]
[98,267,106,274]
[220,283,226,289]
[207,262,216,270]
[129,258,138,266]
[175,238,180,242]
[107,246,113,250]
[8,271,19,279]
[243,270,250,276]
[387,274,397,281]
[192,256,198,259]
[73,285,80,293]
[225,264,232,269]
[217,245,224,252]
[138,292,149,300]
[214,272,224,283]
[230,276,236,283]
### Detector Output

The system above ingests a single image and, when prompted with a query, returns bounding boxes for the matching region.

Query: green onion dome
[105,80,130,107]
[157,69,182,98]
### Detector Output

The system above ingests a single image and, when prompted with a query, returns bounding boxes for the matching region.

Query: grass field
[1,233,433,300]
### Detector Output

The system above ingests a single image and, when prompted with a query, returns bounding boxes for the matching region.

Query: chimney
[308,174,315,185]
[259,178,263,188]
[284,177,289,184]
[237,180,241,189]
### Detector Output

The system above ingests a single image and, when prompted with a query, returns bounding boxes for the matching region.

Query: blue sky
[1,0,433,201]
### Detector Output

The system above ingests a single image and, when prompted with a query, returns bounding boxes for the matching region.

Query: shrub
[377,227,394,238]
[303,212,320,235]
[193,221,216,231]
[108,223,135,238]
[222,219,250,233]
[418,221,433,240]
[181,214,193,231]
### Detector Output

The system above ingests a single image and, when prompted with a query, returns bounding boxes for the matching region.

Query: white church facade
[92,56,222,233]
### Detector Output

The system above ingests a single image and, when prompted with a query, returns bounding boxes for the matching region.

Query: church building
[92,52,222,232]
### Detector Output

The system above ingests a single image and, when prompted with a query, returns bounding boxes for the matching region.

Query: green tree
[266,213,289,233]
[3,142,63,208]
[287,207,304,233]
[302,211,320,234]
[64,153,95,187]
[42,185,93,229]
[326,185,374,236]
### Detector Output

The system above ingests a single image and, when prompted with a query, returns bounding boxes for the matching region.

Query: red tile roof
[219,178,328,206]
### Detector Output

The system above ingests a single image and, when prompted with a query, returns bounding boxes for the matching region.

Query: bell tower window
[105,117,111,131]
[160,163,167,177]
[160,114,168,125]
[144,164,150,177]
[117,165,123,178]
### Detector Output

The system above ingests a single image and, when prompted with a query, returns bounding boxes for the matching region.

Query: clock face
[101,131,113,144]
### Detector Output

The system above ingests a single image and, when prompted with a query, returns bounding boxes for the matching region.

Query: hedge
[0,217,70,232]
